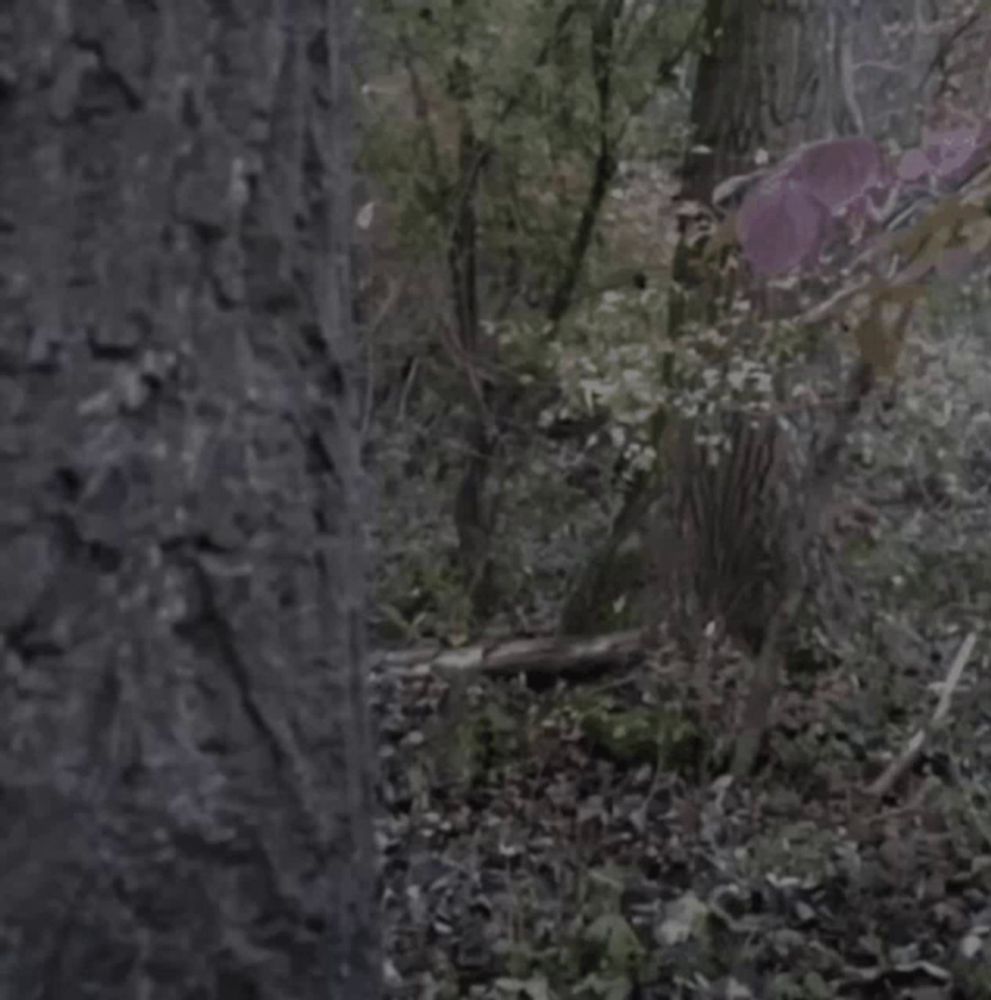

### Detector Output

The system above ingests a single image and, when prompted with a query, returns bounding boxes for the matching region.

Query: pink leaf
[787,137,884,212]
[736,177,829,276]
[897,148,932,182]
[919,123,991,184]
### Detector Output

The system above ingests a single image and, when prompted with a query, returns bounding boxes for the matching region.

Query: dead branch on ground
[867,631,977,799]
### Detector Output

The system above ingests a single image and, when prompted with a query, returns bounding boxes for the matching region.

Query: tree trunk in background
[449,0,628,626]
[562,0,891,637]
[564,0,846,634]
[447,14,501,621]
[660,0,894,773]
[0,3,381,998]
[669,0,864,329]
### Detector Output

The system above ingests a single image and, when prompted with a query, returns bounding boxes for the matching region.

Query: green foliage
[364,0,991,648]
[377,547,473,641]
[428,688,523,789]
[565,865,655,998]
[360,0,698,306]
[576,696,704,776]
[532,285,812,478]
[770,970,838,1000]
[741,820,843,886]
[363,0,701,635]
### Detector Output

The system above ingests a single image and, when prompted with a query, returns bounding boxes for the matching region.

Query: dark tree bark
[447,5,500,621]
[661,0,888,774]
[670,0,868,331]
[0,3,381,998]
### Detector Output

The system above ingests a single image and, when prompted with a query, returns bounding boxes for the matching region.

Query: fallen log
[371,628,646,679]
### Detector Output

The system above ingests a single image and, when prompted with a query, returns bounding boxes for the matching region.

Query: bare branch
[867,631,978,799]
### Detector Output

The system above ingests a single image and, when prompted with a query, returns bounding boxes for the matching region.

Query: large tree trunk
[0,4,381,998]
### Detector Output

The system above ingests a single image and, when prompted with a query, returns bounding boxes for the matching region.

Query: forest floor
[371,614,991,1000]
[370,308,991,999]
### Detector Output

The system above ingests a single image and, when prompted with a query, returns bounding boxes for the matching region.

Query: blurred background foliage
[355,0,991,654]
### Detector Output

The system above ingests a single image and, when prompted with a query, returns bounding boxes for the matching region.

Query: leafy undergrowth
[369,285,991,999]
[371,626,991,1000]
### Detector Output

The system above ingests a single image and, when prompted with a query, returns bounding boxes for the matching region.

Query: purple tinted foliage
[735,121,991,277]
[736,137,888,276]
[920,123,991,184]
[735,176,832,276]
[895,120,991,190]
[785,136,884,213]
[896,148,931,183]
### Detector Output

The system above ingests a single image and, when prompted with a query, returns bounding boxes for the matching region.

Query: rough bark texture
[0,3,380,998]
[672,0,866,326]
[687,0,864,181]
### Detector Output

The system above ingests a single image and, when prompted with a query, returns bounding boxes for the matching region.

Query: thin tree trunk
[448,0,628,623]
[446,0,502,620]
[0,3,381,997]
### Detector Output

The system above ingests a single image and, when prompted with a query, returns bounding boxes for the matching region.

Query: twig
[866,631,977,799]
